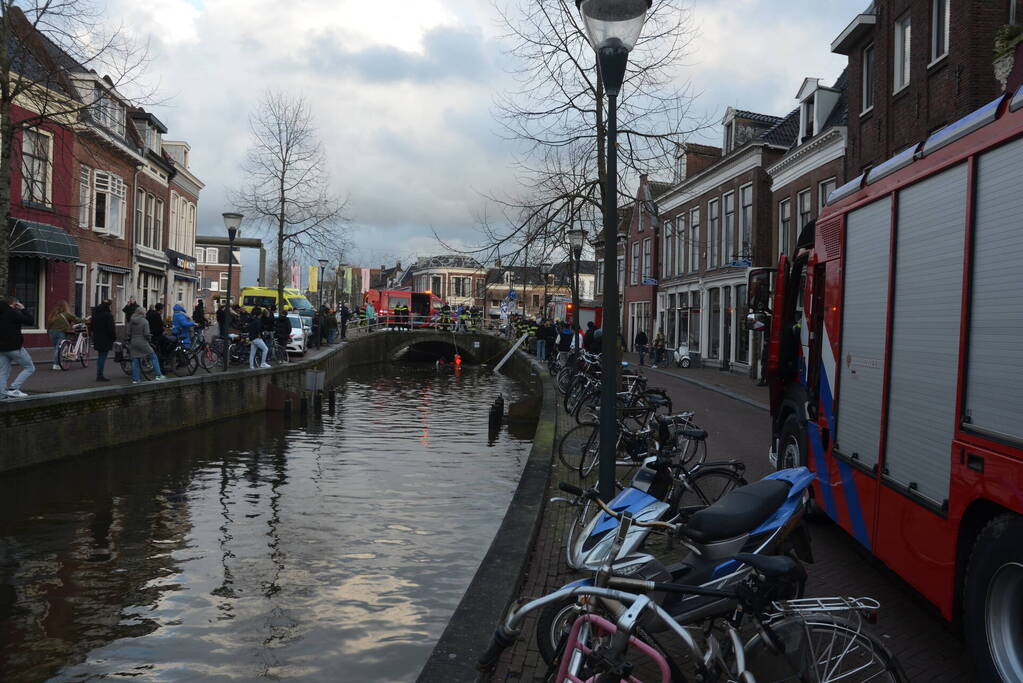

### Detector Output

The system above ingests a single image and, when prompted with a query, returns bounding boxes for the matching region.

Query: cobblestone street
[489,364,975,682]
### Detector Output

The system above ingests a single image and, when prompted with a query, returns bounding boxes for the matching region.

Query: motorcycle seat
[733,553,806,581]
[684,479,792,544]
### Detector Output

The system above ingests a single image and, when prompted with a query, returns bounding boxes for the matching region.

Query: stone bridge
[348,329,514,366]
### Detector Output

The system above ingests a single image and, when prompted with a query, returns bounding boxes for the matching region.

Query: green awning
[9,218,79,262]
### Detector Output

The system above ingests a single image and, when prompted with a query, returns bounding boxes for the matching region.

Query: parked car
[286,314,307,355]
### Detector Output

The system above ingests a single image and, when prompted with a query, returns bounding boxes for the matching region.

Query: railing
[344,314,505,337]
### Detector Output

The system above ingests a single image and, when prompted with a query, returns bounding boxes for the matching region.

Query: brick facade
[838,0,1011,176]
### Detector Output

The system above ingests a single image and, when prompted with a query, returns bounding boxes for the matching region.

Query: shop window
[688,291,701,352]
[737,283,750,364]
[708,288,721,360]
[8,258,42,328]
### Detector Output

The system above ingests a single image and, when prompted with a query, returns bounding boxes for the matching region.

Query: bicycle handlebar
[558,483,678,531]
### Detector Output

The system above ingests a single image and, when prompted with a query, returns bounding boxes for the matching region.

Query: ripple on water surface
[0,363,533,682]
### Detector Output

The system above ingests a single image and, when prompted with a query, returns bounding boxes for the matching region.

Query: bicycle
[57,323,90,370]
[262,331,289,364]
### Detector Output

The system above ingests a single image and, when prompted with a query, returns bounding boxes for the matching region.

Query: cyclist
[45,300,80,370]
[171,303,196,349]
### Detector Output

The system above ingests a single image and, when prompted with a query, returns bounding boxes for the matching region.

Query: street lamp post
[567,228,587,338]
[577,0,650,501]
[221,212,243,371]
[317,258,328,309]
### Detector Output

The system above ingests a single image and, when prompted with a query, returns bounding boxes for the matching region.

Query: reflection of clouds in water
[323,574,431,656]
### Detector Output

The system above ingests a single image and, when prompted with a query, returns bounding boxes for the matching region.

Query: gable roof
[759,108,801,147]
[732,109,784,126]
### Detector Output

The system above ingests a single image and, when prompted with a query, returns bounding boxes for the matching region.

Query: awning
[98,263,131,275]
[174,273,199,282]
[9,218,79,262]
[139,265,166,277]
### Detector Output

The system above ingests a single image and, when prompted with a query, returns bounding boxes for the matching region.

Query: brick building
[163,141,202,308]
[654,110,796,370]
[769,71,849,258]
[409,255,487,308]
[621,175,671,347]
[195,237,241,310]
[128,110,174,312]
[832,0,1016,177]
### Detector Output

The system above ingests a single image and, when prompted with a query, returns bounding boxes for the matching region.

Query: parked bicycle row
[476,349,906,682]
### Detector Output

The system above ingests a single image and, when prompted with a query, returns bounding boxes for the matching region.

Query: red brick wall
[771,156,845,256]
[845,0,1008,175]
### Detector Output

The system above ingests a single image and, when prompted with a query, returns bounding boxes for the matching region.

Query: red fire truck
[753,83,1023,680]
[362,289,446,327]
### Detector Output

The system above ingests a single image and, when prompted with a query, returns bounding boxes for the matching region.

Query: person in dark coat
[583,322,596,351]
[0,295,36,397]
[122,296,139,320]
[274,310,292,348]
[338,304,351,339]
[91,300,117,381]
[193,300,207,329]
[127,307,165,383]
[246,306,270,369]
[634,329,649,366]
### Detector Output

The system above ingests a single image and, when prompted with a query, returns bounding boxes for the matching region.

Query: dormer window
[93,87,125,137]
[724,121,734,153]
[803,97,815,140]
[675,153,687,182]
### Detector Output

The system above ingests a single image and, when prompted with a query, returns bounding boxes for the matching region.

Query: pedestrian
[653,330,666,368]
[583,321,596,351]
[0,295,36,398]
[634,328,649,366]
[193,300,207,329]
[122,296,139,320]
[365,301,377,331]
[275,309,292,350]
[339,303,351,339]
[324,307,338,343]
[591,327,603,354]
[171,303,196,349]
[216,303,227,335]
[45,300,80,370]
[310,310,321,349]
[127,306,165,383]
[247,306,270,369]
[556,322,573,360]
[91,299,116,382]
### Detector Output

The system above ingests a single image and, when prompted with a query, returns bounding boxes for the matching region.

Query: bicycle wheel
[196,343,215,372]
[57,340,73,370]
[79,340,90,368]
[556,365,575,394]
[574,389,602,425]
[558,423,600,476]
[744,613,907,683]
[675,468,747,517]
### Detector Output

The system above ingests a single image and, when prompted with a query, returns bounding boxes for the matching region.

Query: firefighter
[458,306,470,333]
[440,303,452,331]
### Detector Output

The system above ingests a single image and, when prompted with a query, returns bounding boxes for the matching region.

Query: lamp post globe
[220,212,243,370]
[567,228,587,254]
[576,0,650,501]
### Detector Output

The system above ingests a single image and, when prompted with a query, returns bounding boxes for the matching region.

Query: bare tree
[468,0,703,267]
[0,1,154,287]
[234,91,348,313]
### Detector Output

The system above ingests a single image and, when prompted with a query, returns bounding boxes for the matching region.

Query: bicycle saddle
[684,479,792,544]
[680,428,707,441]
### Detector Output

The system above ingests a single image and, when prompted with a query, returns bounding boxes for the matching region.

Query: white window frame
[155,198,164,250]
[689,208,700,273]
[779,198,792,256]
[74,263,88,317]
[1013,0,1020,25]
[78,166,92,228]
[723,191,736,265]
[195,247,204,264]
[219,271,229,292]
[676,215,686,275]
[663,220,673,278]
[642,237,652,279]
[930,0,950,64]
[708,199,720,269]
[95,268,112,304]
[798,188,813,229]
[617,255,625,291]
[21,127,53,207]
[819,178,837,210]
[862,44,875,113]
[93,171,126,238]
[169,191,179,251]
[630,241,640,285]
[894,12,912,93]
[596,259,604,295]
[134,188,145,245]
[739,183,753,261]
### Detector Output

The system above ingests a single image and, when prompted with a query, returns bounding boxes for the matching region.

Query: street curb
[417,355,555,683]
[644,366,769,412]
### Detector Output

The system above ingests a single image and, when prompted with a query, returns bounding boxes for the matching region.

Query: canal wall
[0,331,521,474]
[417,355,556,683]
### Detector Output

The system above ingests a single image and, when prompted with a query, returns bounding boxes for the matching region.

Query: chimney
[380,264,386,271]
[640,173,648,185]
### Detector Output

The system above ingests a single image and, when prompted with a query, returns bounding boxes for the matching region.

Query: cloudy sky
[103,0,865,285]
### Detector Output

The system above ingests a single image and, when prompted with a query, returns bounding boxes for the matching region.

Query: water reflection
[0,364,532,682]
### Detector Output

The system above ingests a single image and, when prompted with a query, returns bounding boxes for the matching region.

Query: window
[195,247,205,263]
[676,215,686,275]
[708,287,721,360]
[74,264,87,317]
[708,199,720,268]
[642,238,652,279]
[631,241,639,285]
[169,192,178,249]
[94,171,126,237]
[819,178,837,210]
[736,283,750,364]
[78,166,91,228]
[134,188,145,244]
[94,88,125,137]
[862,44,875,112]
[798,189,812,229]
[663,220,673,277]
[1013,0,1021,25]
[724,121,734,153]
[894,13,911,92]
[688,291,701,352]
[431,275,442,295]
[779,199,792,256]
[9,259,42,329]
[739,184,753,260]
[723,192,735,265]
[95,269,112,304]
[219,272,229,292]
[617,255,624,291]
[689,208,700,273]
[596,260,604,295]
[138,271,163,309]
[677,292,688,349]
[801,96,815,141]
[453,276,472,297]
[145,194,155,248]
[21,128,51,206]
[931,0,950,62]
[155,199,163,249]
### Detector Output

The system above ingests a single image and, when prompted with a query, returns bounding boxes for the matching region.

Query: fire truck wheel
[964,513,1023,683]
[778,413,807,469]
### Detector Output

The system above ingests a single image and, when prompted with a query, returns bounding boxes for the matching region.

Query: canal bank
[0,331,523,473]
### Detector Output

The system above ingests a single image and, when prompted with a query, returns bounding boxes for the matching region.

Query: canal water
[0,363,535,682]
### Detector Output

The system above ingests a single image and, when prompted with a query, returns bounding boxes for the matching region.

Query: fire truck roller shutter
[964,137,1023,445]
[835,197,892,470]
[885,163,968,506]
